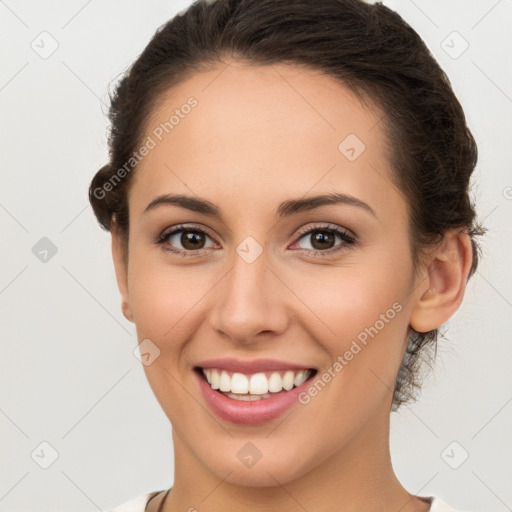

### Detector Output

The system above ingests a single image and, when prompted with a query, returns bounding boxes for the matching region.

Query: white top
[107,491,468,511]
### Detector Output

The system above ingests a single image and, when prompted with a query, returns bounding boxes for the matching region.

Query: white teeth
[267,372,282,393]
[209,369,220,389]
[219,371,231,392]
[231,373,249,394]
[249,373,269,394]
[201,368,313,395]
[283,370,295,390]
[293,369,310,387]
[225,392,264,401]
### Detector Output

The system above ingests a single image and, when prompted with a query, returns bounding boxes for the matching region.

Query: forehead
[143,60,382,158]
[130,61,406,226]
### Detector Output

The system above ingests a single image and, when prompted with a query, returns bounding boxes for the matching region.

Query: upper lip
[195,358,316,374]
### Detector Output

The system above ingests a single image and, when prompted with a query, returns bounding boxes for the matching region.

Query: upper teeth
[202,368,312,395]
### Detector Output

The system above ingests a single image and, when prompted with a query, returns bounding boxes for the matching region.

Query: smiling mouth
[194,366,318,401]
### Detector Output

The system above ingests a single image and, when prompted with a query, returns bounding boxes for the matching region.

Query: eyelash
[156,223,357,258]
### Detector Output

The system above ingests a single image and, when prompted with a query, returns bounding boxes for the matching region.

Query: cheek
[127,250,216,345]
[298,260,406,338]
[297,262,409,388]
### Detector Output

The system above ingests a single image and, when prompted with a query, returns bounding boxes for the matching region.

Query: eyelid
[158,222,216,242]
[293,222,355,242]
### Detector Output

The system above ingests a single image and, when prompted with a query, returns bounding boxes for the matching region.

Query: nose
[208,247,289,346]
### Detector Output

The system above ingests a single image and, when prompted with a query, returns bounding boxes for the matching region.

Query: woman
[89,0,486,510]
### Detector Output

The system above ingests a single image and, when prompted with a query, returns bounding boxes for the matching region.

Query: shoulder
[429,496,469,511]
[106,491,161,512]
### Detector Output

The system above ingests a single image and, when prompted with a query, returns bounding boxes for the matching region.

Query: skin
[111,60,473,512]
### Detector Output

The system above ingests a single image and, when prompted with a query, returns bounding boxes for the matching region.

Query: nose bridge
[209,239,287,343]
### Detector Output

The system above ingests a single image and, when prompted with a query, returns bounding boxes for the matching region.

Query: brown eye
[178,230,207,250]
[308,230,336,250]
[293,224,356,255]
[158,225,216,256]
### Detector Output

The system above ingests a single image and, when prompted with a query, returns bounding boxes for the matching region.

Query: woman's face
[114,61,428,487]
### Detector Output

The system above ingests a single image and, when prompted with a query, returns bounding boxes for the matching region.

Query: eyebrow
[143,192,377,220]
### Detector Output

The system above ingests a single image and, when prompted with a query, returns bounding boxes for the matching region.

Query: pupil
[182,231,204,250]
[312,231,333,250]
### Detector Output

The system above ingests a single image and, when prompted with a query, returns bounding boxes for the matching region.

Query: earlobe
[111,222,134,323]
[409,229,473,333]
[121,300,134,323]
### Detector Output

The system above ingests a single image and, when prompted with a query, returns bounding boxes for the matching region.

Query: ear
[111,220,134,323]
[409,229,473,333]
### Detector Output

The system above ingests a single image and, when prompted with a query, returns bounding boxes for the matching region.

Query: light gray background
[1,1,511,511]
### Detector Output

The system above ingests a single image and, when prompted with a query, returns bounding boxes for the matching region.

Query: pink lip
[194,368,316,425]
[195,357,314,374]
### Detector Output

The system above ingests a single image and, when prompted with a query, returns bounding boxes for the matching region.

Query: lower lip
[195,369,315,425]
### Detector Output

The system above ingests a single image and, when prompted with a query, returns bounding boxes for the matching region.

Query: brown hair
[88,0,486,409]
